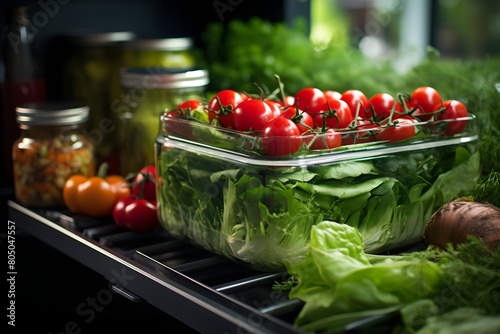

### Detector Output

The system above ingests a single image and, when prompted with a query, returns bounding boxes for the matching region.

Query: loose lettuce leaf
[287,221,443,333]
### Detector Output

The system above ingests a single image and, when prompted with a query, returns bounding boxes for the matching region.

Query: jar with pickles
[117,67,209,175]
[62,32,135,172]
[12,102,95,208]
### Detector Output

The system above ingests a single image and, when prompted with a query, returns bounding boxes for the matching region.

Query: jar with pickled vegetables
[62,32,135,172]
[117,67,209,175]
[12,102,95,208]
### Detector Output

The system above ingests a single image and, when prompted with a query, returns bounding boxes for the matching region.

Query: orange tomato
[62,163,130,217]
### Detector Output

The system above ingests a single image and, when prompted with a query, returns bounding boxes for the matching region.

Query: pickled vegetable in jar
[12,102,95,208]
[62,31,135,172]
[117,67,208,175]
[122,38,196,68]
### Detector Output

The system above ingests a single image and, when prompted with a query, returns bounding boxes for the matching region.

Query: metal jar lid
[120,67,209,89]
[16,102,89,125]
[123,38,193,51]
[66,31,136,46]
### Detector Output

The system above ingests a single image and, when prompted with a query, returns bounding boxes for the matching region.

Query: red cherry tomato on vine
[368,93,396,120]
[233,99,276,132]
[375,116,417,142]
[177,99,203,112]
[435,100,469,135]
[341,89,369,118]
[281,106,314,134]
[314,98,353,129]
[306,128,342,150]
[294,87,327,115]
[411,86,442,121]
[262,117,302,156]
[207,89,244,128]
[265,99,283,119]
[342,119,379,145]
[324,90,342,100]
[131,165,156,201]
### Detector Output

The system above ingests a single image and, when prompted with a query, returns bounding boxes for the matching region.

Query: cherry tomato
[342,119,379,145]
[207,89,244,128]
[131,165,156,201]
[283,95,295,107]
[306,128,342,150]
[368,93,396,120]
[410,86,442,121]
[375,116,417,142]
[341,89,369,118]
[435,100,469,135]
[113,196,160,232]
[177,99,202,112]
[265,99,283,119]
[314,98,353,129]
[281,106,314,134]
[164,109,193,138]
[294,87,327,115]
[233,99,276,132]
[262,117,302,156]
[323,90,342,100]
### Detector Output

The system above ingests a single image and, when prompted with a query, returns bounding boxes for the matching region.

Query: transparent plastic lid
[158,113,479,167]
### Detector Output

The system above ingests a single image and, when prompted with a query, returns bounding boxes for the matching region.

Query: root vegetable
[423,198,500,250]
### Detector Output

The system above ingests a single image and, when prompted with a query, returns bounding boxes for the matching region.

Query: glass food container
[122,38,196,68]
[118,67,209,175]
[12,102,95,208]
[155,112,481,272]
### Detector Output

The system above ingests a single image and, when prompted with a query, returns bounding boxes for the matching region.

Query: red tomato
[342,119,379,145]
[177,99,203,112]
[306,128,342,150]
[113,196,160,232]
[283,95,295,107]
[265,99,283,119]
[341,89,369,118]
[233,99,276,132]
[131,165,156,201]
[314,98,353,129]
[262,117,302,156]
[368,93,396,120]
[281,106,314,134]
[207,89,244,128]
[324,90,342,100]
[375,116,417,142]
[164,108,193,138]
[435,100,469,135]
[411,86,442,121]
[294,87,327,115]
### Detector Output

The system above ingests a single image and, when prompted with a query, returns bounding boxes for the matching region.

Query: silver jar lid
[67,31,136,45]
[16,102,89,125]
[120,67,209,89]
[123,38,193,51]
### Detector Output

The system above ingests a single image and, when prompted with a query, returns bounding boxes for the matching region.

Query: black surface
[9,233,198,333]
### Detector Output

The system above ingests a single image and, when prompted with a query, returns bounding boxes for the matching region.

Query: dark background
[1,1,306,333]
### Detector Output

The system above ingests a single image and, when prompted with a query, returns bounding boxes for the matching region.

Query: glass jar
[12,102,95,208]
[62,32,135,173]
[117,67,209,175]
[121,38,196,68]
